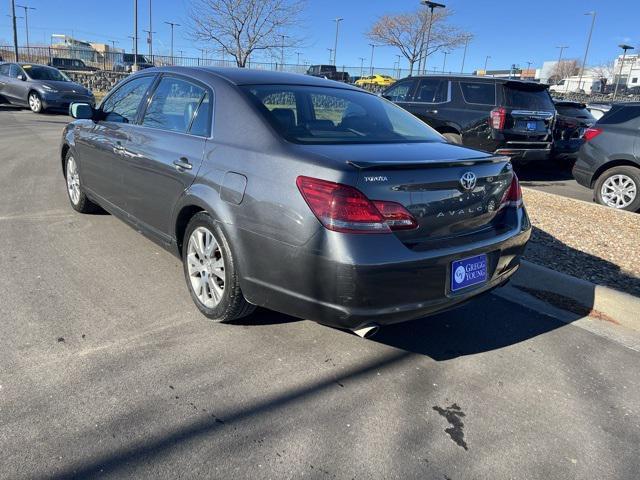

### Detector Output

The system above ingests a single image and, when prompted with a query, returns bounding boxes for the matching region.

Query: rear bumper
[495,143,551,162]
[238,208,532,330]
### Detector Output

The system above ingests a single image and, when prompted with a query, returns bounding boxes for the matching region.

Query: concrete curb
[503,260,640,332]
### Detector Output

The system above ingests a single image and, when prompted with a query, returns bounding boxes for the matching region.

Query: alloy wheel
[186,227,225,308]
[600,174,637,209]
[28,93,41,112]
[66,156,81,205]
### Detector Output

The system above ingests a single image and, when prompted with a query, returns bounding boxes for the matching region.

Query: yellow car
[355,74,396,88]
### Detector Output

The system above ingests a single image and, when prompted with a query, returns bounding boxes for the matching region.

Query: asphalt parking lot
[516,162,593,204]
[1,107,638,480]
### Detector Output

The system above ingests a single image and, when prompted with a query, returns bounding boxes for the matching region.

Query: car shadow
[514,159,575,183]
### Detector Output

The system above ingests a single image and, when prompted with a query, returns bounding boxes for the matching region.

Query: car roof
[406,74,544,86]
[150,66,361,91]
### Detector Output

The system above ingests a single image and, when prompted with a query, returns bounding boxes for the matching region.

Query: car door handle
[113,143,126,154]
[425,109,438,114]
[173,158,192,171]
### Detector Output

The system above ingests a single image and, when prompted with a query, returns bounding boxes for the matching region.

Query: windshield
[23,65,69,81]
[503,85,554,111]
[242,85,444,144]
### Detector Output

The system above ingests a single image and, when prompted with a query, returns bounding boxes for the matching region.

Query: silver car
[0,62,94,113]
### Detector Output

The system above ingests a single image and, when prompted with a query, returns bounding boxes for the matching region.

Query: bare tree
[367,8,468,76]
[549,59,580,83]
[591,60,615,85]
[188,0,305,67]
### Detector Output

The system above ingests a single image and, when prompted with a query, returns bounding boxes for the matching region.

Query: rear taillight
[582,127,602,142]
[296,176,417,233]
[499,173,523,209]
[490,107,506,130]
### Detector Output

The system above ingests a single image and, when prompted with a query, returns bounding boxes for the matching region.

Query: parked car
[552,100,596,161]
[586,103,611,121]
[573,103,640,211]
[383,75,555,163]
[47,57,98,72]
[0,62,94,113]
[306,64,349,82]
[355,74,396,88]
[114,53,154,72]
[62,67,530,335]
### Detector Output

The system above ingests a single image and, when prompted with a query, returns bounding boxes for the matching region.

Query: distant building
[613,53,640,88]
[50,34,124,67]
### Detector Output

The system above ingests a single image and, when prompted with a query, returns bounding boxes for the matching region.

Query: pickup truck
[306,64,349,83]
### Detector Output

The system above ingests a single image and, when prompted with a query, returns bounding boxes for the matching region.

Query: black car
[306,64,349,82]
[552,100,596,161]
[573,103,640,211]
[114,53,154,72]
[62,67,530,336]
[383,75,555,163]
[47,57,98,72]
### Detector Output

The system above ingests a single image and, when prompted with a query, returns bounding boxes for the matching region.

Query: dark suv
[383,75,555,162]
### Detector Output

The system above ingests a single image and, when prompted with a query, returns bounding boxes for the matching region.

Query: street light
[614,44,635,100]
[327,48,334,63]
[442,51,449,73]
[396,54,402,77]
[484,55,491,72]
[15,4,35,52]
[460,35,470,73]
[164,21,181,65]
[418,1,446,75]
[369,43,376,75]
[280,34,289,71]
[295,51,302,65]
[332,18,343,65]
[577,11,596,93]
[555,45,568,84]
[358,56,366,76]
[10,0,19,61]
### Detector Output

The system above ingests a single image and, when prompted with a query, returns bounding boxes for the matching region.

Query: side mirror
[69,102,94,120]
[17,74,25,81]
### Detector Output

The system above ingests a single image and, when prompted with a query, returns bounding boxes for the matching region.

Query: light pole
[280,34,288,70]
[332,17,343,65]
[133,0,138,70]
[327,48,333,63]
[10,0,19,61]
[442,51,449,72]
[128,35,135,52]
[164,21,180,65]
[484,55,491,72]
[369,43,376,75]
[396,54,402,77]
[418,1,446,75]
[555,45,568,84]
[577,11,596,93]
[143,29,155,57]
[148,0,153,59]
[16,4,35,52]
[109,40,118,49]
[614,44,634,100]
[295,51,302,65]
[460,35,470,73]
[358,56,365,76]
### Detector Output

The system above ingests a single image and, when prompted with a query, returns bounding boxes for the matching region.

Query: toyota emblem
[460,171,477,191]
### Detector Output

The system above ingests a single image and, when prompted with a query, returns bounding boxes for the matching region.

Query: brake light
[582,127,602,142]
[490,107,506,130]
[296,176,417,233]
[499,173,523,209]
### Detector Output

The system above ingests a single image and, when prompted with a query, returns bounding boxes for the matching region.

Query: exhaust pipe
[352,324,380,339]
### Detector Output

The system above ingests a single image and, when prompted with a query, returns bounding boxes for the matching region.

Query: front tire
[28,91,43,113]
[64,150,98,213]
[594,166,640,211]
[182,213,256,322]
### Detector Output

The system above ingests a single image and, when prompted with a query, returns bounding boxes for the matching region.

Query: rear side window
[9,64,20,77]
[384,80,415,102]
[460,82,495,105]
[414,78,448,103]
[0,64,9,76]
[142,76,209,134]
[598,106,640,125]
[101,76,154,123]
[503,85,554,111]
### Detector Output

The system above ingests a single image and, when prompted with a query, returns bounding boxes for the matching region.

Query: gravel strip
[522,188,640,297]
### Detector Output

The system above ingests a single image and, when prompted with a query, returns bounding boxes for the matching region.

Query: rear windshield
[23,65,69,81]
[503,85,554,111]
[555,104,594,119]
[242,84,444,144]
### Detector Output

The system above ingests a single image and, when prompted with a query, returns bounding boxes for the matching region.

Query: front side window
[23,65,69,81]
[142,76,209,134]
[0,64,10,76]
[460,82,496,105]
[101,75,154,123]
[384,80,415,102]
[243,84,444,144]
[414,78,448,103]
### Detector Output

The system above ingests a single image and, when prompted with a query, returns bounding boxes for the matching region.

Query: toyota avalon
[61,67,530,336]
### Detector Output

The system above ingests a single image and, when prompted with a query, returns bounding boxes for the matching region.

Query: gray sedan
[61,67,530,337]
[0,62,94,113]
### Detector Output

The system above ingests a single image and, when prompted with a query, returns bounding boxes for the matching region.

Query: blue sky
[1,0,637,72]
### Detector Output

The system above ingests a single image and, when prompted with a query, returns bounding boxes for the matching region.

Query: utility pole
[418,1,446,75]
[134,0,138,70]
[16,4,35,51]
[369,43,376,75]
[460,36,470,73]
[358,56,365,76]
[10,0,19,61]
[614,44,634,100]
[280,34,288,71]
[332,17,343,65]
[164,21,180,64]
[577,11,596,94]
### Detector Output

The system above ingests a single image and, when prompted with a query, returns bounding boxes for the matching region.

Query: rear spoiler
[347,155,511,170]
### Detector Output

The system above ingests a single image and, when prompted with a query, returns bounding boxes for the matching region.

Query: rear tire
[442,132,462,144]
[28,91,43,113]
[182,212,256,322]
[594,166,640,212]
